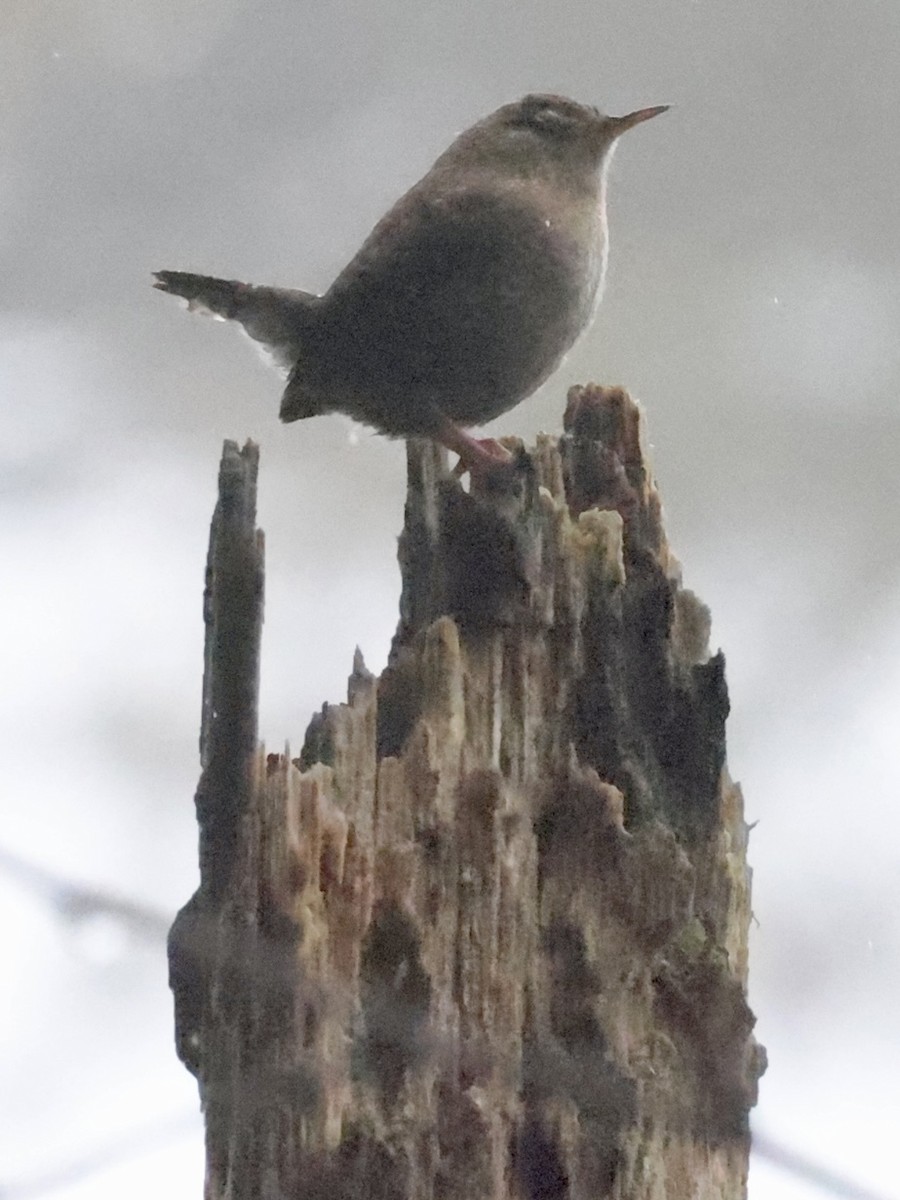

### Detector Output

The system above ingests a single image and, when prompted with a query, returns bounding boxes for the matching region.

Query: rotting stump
[169,385,765,1200]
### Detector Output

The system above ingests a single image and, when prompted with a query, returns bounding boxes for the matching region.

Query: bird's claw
[451,437,512,480]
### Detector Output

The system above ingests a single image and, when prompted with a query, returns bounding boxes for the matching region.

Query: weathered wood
[169,387,764,1200]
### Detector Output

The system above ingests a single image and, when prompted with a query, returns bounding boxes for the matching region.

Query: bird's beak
[607,105,670,137]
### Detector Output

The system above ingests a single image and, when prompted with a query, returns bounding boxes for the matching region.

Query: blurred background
[2,2,898,1197]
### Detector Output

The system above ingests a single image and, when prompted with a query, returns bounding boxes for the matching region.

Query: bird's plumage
[154,94,667,466]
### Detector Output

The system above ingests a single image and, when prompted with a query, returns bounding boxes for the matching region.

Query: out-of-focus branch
[753,1130,897,1200]
[0,845,170,942]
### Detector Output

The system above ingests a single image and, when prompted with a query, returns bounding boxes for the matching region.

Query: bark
[169,385,765,1200]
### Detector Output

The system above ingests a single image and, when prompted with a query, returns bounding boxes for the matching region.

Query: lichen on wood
[169,386,765,1200]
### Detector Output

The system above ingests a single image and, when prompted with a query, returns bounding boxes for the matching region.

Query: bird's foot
[450,437,512,480]
[435,420,515,491]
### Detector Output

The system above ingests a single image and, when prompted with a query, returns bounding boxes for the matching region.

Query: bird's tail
[152,270,319,378]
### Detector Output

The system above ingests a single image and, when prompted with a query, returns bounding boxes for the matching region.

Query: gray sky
[2,3,899,1197]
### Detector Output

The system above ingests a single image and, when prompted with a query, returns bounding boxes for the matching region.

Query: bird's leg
[432,414,513,486]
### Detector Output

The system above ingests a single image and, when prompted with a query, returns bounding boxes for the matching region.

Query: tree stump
[169,385,765,1200]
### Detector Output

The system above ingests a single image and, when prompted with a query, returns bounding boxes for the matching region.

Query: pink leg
[433,416,513,485]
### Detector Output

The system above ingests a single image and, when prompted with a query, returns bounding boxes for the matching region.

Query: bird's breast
[315,178,608,430]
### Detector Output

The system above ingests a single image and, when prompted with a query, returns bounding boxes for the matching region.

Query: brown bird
[154,94,667,477]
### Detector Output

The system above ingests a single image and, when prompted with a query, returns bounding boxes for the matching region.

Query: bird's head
[441,94,669,186]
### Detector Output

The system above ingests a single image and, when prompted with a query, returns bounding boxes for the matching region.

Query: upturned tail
[152,270,319,384]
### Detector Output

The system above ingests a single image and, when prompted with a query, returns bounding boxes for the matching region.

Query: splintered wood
[169,386,765,1200]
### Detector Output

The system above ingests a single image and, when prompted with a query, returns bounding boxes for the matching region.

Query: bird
[154,94,667,478]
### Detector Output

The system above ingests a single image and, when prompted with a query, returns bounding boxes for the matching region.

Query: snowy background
[2,2,899,1197]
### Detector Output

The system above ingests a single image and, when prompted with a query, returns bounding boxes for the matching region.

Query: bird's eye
[512,99,578,137]
[534,107,563,127]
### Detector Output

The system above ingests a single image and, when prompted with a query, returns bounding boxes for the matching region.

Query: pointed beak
[607,104,670,137]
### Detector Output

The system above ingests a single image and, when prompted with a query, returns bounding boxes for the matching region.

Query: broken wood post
[169,384,765,1200]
